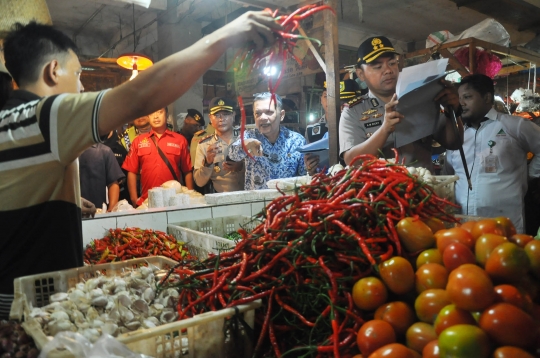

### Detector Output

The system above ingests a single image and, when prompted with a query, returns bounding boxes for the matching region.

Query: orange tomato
[438,324,491,358]
[474,233,507,267]
[471,219,505,240]
[368,343,414,358]
[352,277,388,311]
[356,320,396,357]
[493,346,535,358]
[379,257,415,295]
[479,303,536,349]
[405,322,437,353]
[459,220,476,234]
[422,340,440,358]
[433,304,477,335]
[416,248,443,268]
[446,264,495,311]
[415,263,448,293]
[485,242,530,283]
[509,234,534,248]
[435,227,474,252]
[422,217,446,234]
[525,240,540,278]
[396,217,435,253]
[493,284,531,311]
[494,216,517,237]
[414,289,451,324]
[374,301,416,336]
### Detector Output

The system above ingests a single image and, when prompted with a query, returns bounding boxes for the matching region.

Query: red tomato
[352,277,388,311]
[459,220,476,235]
[525,240,540,279]
[416,248,443,268]
[356,320,396,357]
[379,257,415,295]
[471,219,505,240]
[396,217,435,253]
[422,340,440,358]
[433,304,477,335]
[414,289,451,324]
[493,346,535,358]
[485,242,530,283]
[422,217,446,235]
[494,216,517,237]
[510,234,535,248]
[374,301,416,336]
[438,324,491,358]
[415,263,448,293]
[435,227,474,253]
[442,242,476,271]
[475,233,508,267]
[405,322,437,353]
[446,264,495,311]
[479,303,536,349]
[494,284,530,311]
[368,343,414,358]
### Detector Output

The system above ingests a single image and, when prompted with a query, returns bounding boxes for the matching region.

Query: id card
[484,154,497,173]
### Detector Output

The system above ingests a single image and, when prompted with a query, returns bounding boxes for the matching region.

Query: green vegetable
[225,232,242,241]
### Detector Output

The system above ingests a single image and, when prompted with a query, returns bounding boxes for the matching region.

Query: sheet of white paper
[394,59,449,148]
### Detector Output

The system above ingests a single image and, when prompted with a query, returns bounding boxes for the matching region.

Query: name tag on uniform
[365,120,382,129]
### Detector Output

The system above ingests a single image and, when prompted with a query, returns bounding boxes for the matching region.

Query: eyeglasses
[212,113,234,119]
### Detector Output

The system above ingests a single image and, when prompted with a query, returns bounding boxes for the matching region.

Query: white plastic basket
[167,215,262,260]
[11,256,261,358]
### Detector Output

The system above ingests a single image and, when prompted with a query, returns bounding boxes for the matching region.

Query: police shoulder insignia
[347,95,366,109]
[370,98,379,107]
[199,134,214,144]
[194,129,206,136]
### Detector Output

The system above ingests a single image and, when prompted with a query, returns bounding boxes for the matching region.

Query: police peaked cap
[324,79,361,100]
[186,109,205,126]
[357,36,399,65]
[209,97,235,115]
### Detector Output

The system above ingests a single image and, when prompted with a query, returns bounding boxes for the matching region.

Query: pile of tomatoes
[350,216,539,358]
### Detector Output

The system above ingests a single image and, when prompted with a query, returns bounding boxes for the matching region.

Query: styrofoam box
[266,175,311,192]
[12,256,261,358]
[204,191,259,205]
[168,215,262,260]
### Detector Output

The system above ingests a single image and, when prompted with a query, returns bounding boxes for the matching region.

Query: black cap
[186,109,205,126]
[357,36,398,65]
[324,79,361,100]
[209,97,235,115]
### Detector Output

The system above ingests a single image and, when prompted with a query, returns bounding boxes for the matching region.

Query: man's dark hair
[458,74,495,104]
[4,22,78,86]
[253,92,283,111]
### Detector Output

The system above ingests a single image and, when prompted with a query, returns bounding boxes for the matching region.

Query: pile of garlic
[406,166,436,185]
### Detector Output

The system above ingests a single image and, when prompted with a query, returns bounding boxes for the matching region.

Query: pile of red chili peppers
[237,5,335,160]
[84,228,194,264]
[162,153,458,357]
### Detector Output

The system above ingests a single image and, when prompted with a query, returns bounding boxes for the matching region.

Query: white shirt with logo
[444,108,540,233]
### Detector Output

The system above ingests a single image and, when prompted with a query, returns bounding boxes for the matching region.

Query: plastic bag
[426,19,510,50]
[38,332,153,358]
[111,199,135,212]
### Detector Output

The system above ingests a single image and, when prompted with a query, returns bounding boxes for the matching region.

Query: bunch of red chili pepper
[161,153,458,357]
[84,228,194,264]
[236,4,335,160]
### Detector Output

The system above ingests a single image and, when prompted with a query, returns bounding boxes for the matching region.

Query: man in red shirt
[123,107,193,206]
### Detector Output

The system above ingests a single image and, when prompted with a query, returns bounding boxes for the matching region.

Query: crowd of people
[0,11,539,321]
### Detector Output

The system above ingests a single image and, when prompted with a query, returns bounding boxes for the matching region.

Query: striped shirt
[0,90,107,319]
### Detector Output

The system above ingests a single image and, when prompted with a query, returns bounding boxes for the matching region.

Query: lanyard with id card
[485,140,497,173]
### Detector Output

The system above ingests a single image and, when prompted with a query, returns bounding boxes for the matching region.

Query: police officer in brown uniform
[339,36,463,170]
[194,97,244,192]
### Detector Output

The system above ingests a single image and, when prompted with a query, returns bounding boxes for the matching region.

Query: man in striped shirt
[0,12,281,319]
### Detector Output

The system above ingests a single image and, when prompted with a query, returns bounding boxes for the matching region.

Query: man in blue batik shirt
[229,92,319,190]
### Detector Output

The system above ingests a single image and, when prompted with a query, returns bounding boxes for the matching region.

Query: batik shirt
[229,126,307,190]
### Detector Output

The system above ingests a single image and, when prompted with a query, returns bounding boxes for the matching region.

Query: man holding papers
[339,36,463,168]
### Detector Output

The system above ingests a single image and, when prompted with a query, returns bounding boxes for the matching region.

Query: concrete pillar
[157,0,204,129]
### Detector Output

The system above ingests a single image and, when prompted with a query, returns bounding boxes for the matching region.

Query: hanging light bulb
[116,53,152,80]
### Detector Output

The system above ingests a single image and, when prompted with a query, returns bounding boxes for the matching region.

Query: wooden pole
[324,0,340,166]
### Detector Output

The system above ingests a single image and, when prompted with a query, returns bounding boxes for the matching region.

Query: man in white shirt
[444,74,540,233]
